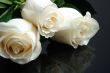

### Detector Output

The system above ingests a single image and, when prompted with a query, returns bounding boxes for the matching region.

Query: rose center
[43,17,56,29]
[80,23,89,36]
[9,44,24,55]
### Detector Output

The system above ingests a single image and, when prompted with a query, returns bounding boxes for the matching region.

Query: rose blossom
[53,8,99,48]
[0,19,41,64]
[38,6,64,38]
[22,0,64,38]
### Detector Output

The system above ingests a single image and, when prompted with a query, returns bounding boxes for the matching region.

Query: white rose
[21,0,64,38]
[21,0,55,26]
[0,19,41,64]
[38,6,64,38]
[53,8,99,48]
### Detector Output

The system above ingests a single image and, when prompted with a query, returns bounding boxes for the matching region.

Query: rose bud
[22,0,63,38]
[53,8,99,48]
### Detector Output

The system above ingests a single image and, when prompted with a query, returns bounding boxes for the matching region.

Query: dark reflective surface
[41,40,94,73]
[83,0,110,73]
[0,40,94,73]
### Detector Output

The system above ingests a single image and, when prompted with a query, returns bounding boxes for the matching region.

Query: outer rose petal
[57,8,82,30]
[21,0,55,26]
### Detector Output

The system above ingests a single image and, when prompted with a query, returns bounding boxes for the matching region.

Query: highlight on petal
[21,0,55,26]
[0,19,42,64]
[57,7,83,30]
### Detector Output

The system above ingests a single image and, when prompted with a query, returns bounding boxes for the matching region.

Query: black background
[85,0,110,73]
[0,0,110,73]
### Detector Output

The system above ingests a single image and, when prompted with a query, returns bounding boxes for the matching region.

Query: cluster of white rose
[0,0,99,64]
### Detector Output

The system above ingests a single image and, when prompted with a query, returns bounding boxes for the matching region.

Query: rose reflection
[41,40,94,73]
[0,40,94,73]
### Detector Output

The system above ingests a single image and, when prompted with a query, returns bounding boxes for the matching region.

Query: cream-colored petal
[26,29,42,61]
[22,0,55,26]
[57,7,83,30]
[0,19,33,33]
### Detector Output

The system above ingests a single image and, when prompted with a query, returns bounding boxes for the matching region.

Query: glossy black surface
[0,40,94,73]
[0,0,110,73]
[84,0,110,73]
